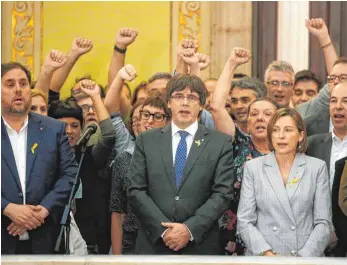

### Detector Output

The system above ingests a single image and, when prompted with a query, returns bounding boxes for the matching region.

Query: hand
[32,205,49,221]
[305,18,329,43]
[180,49,199,66]
[7,222,26,236]
[228,47,251,68]
[71,37,93,56]
[43,50,67,72]
[3,204,44,230]
[115,28,138,49]
[263,250,276,256]
[197,53,210,70]
[161,222,191,251]
[79,79,101,98]
[118,64,137,82]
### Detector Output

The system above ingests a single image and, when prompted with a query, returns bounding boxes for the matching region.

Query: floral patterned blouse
[220,127,263,255]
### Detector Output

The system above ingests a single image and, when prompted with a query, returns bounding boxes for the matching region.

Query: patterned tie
[174,131,189,188]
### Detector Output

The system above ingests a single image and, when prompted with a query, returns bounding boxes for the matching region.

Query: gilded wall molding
[179,1,201,43]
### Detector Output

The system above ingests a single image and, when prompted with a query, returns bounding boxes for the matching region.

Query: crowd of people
[1,17,347,257]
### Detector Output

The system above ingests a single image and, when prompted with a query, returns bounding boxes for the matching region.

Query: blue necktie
[174,131,189,188]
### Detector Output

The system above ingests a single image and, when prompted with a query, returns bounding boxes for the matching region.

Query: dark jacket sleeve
[91,118,116,168]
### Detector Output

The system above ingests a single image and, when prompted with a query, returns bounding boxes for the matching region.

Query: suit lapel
[1,118,22,191]
[26,113,45,186]
[159,125,176,191]
[178,125,209,192]
[264,152,295,224]
[286,153,306,201]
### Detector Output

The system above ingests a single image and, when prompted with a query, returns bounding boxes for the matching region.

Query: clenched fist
[72,37,93,56]
[118,64,137,82]
[228,47,251,68]
[305,18,329,43]
[79,79,101,98]
[115,28,138,49]
[43,50,67,71]
[180,49,199,66]
[197,53,210,70]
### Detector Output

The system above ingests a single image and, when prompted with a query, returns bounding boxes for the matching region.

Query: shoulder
[304,154,327,168]
[244,154,266,169]
[30,112,65,130]
[308,132,330,143]
[205,126,232,142]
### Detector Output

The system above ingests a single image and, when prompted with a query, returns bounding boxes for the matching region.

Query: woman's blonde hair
[31,88,48,105]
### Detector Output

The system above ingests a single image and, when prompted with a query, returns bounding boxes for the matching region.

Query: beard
[7,99,31,116]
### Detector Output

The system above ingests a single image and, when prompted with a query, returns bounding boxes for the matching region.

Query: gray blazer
[237,152,332,257]
[296,83,330,119]
[304,112,330,137]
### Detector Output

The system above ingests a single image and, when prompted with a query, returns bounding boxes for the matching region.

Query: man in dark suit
[306,82,347,257]
[302,57,347,137]
[127,74,235,254]
[332,156,347,257]
[1,62,78,254]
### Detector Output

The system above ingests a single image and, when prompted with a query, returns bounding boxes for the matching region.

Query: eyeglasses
[80,104,96,113]
[266,80,293,88]
[140,110,168,122]
[327,75,347,83]
[171,94,200,103]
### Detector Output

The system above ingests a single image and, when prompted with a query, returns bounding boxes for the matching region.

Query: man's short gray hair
[264,61,295,82]
[230,77,267,99]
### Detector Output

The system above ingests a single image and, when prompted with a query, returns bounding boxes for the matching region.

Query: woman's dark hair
[141,95,171,118]
[1,62,31,84]
[247,97,279,118]
[131,81,147,105]
[48,97,84,127]
[166,74,207,106]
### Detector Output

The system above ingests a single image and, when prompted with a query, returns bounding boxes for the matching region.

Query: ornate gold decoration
[12,1,35,76]
[179,1,201,45]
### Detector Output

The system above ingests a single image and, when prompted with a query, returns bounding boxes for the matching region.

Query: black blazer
[332,156,347,257]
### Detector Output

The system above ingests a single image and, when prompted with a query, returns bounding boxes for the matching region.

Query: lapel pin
[195,139,204,147]
[289,177,299,187]
[31,143,38,154]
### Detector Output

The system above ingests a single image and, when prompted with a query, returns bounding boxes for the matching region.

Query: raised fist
[118,64,137,82]
[79,79,101,98]
[197,53,210,70]
[305,18,329,41]
[43,50,67,71]
[72,37,93,56]
[177,38,198,55]
[229,47,251,67]
[180,49,199,66]
[115,28,138,49]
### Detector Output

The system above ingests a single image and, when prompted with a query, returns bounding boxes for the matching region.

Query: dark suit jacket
[304,112,330,137]
[1,112,78,254]
[127,124,235,254]
[332,156,347,257]
[306,133,332,169]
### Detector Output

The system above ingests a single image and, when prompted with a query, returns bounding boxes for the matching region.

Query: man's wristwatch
[114,44,127,54]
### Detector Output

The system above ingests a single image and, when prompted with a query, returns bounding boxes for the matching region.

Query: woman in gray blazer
[237,108,332,257]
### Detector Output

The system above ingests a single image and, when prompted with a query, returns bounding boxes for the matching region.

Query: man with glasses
[303,57,347,136]
[264,60,295,108]
[127,74,235,254]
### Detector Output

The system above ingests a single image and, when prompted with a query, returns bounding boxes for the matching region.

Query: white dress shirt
[3,116,29,240]
[329,131,347,190]
[171,120,199,164]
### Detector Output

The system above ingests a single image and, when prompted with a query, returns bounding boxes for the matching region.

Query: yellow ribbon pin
[290,177,299,187]
[31,143,38,154]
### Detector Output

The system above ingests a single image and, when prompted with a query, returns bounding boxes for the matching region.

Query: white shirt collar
[171,120,199,137]
[332,130,347,141]
[2,115,29,133]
